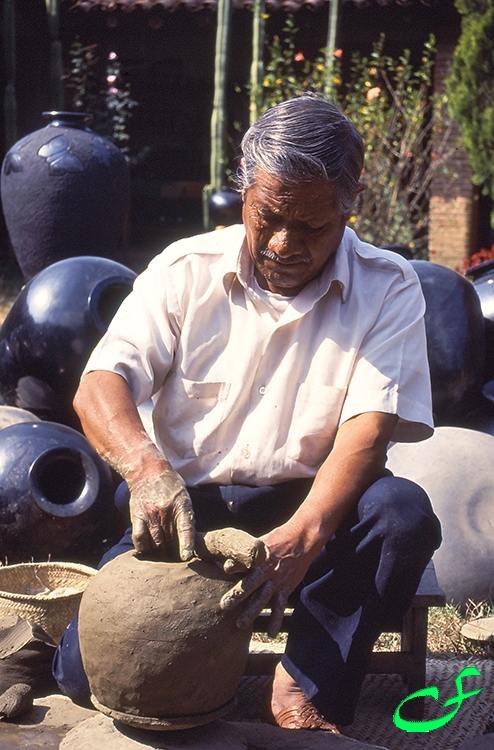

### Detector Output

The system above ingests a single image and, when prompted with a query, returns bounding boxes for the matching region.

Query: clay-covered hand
[219,524,322,638]
[128,470,195,561]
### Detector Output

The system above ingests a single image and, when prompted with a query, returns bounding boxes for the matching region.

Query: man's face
[242,169,347,297]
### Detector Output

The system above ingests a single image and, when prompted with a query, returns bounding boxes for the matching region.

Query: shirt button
[259,386,266,395]
[242,447,251,459]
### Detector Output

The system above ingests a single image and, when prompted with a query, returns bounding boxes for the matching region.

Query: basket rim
[0,561,97,601]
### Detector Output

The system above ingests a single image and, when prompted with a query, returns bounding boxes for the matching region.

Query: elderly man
[54,94,441,732]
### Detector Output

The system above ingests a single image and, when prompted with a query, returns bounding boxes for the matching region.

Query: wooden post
[203,0,232,231]
[249,0,265,126]
[3,0,17,150]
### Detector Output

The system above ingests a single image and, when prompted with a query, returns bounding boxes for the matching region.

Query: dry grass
[0,276,22,324]
[251,601,494,660]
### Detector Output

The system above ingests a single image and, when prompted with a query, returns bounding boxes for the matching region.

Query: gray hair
[238,94,364,217]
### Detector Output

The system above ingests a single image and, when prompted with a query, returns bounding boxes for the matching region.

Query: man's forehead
[248,170,339,217]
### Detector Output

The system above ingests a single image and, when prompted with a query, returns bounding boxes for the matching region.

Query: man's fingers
[131,518,152,554]
[236,580,276,630]
[223,558,246,574]
[267,589,288,638]
[174,496,196,562]
[176,509,196,561]
[219,567,266,611]
[148,517,167,549]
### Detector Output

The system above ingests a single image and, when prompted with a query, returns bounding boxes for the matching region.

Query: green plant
[64,42,138,157]
[259,23,455,257]
[447,0,494,202]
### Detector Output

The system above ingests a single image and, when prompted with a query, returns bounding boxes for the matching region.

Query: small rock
[0,683,33,719]
[461,617,494,643]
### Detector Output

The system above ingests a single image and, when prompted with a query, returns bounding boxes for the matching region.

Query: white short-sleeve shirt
[84,224,433,486]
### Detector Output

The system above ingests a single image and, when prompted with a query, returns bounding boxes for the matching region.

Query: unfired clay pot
[78,550,251,730]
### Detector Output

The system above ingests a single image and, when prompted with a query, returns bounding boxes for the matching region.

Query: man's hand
[219,411,399,637]
[128,470,195,561]
[219,523,322,638]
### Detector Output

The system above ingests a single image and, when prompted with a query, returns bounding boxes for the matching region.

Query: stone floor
[0,695,388,750]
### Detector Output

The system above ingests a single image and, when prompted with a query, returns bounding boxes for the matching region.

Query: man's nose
[268,227,298,256]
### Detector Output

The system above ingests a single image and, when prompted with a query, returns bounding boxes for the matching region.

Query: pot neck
[42,111,93,131]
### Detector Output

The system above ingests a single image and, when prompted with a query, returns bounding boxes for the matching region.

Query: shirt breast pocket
[287,383,346,468]
[157,374,229,460]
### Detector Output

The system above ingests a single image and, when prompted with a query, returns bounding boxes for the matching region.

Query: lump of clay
[78,549,253,729]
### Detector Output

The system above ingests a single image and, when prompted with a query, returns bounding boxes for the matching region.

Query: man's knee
[359,475,442,553]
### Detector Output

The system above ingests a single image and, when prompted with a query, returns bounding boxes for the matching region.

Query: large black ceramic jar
[208,187,242,228]
[411,260,486,425]
[0,421,114,564]
[0,112,130,280]
[465,259,494,391]
[0,256,136,428]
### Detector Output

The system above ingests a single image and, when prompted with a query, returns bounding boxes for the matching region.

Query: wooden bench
[246,560,446,718]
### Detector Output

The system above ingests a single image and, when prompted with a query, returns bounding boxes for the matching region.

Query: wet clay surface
[79,551,251,722]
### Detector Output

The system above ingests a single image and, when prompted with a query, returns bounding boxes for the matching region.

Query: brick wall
[428,42,474,270]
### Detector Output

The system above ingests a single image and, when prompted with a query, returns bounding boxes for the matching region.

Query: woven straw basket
[0,561,97,644]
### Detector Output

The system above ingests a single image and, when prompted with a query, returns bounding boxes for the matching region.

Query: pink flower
[294,52,305,62]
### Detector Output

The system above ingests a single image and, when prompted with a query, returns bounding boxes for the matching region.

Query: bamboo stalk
[250,0,265,126]
[324,0,340,98]
[203,0,232,231]
[45,0,65,110]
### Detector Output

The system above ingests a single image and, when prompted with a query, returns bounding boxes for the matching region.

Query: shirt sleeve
[83,253,178,406]
[339,266,434,443]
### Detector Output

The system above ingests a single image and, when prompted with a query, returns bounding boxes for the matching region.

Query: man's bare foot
[268,662,341,732]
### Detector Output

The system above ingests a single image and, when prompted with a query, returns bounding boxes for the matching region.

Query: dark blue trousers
[53,475,441,726]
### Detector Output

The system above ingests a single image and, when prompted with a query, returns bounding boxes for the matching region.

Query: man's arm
[220,410,398,634]
[73,370,195,560]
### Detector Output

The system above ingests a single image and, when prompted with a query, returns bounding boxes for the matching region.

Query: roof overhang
[66,0,436,12]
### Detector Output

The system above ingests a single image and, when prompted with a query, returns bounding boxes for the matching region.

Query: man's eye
[309,225,328,236]
[257,214,274,229]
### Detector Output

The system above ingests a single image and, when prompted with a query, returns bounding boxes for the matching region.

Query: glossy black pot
[0,421,114,564]
[208,188,242,228]
[0,256,136,428]
[465,259,494,389]
[411,260,486,425]
[0,112,130,280]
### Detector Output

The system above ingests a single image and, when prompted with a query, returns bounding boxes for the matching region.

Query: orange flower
[365,87,381,101]
[334,49,343,59]
[294,52,305,62]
